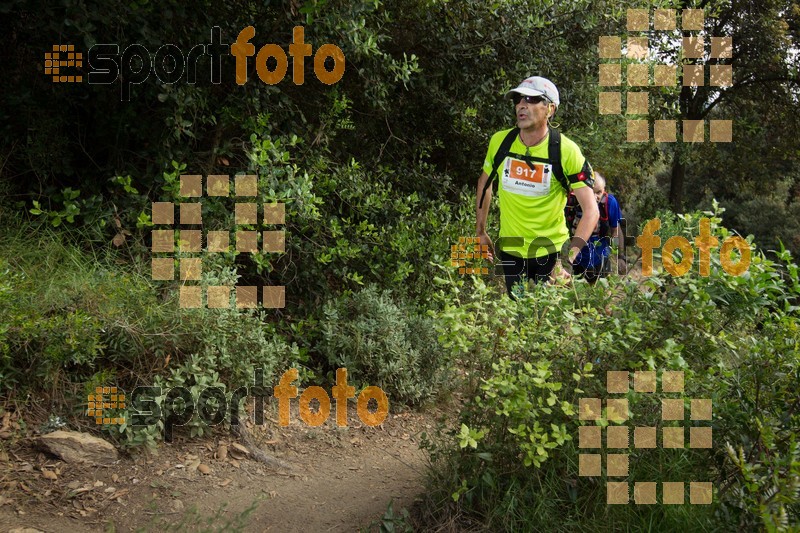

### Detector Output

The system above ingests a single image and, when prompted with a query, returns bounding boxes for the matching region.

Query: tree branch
[699,75,800,118]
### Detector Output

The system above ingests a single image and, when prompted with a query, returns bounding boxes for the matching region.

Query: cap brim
[505,88,547,99]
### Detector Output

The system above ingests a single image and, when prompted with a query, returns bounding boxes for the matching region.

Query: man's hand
[477,231,494,262]
[551,263,572,285]
[568,245,581,265]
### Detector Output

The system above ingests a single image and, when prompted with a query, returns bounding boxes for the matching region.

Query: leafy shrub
[421,210,800,531]
[318,285,448,406]
[726,193,800,256]
[0,223,299,448]
[625,171,670,228]
[243,123,470,309]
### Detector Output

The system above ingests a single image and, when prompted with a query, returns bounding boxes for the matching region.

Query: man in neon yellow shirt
[476,76,599,295]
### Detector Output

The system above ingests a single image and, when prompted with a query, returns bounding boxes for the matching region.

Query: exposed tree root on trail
[233,422,293,472]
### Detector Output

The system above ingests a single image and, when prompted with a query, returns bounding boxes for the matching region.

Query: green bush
[318,285,448,406]
[421,210,800,531]
[625,172,670,228]
[0,222,299,448]
[0,227,165,391]
[243,123,471,309]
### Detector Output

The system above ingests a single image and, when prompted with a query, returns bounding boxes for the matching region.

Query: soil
[0,403,438,532]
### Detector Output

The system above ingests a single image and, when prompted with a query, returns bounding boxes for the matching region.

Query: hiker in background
[565,172,623,283]
[475,76,598,297]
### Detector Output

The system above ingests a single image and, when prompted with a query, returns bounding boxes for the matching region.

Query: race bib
[501,157,551,197]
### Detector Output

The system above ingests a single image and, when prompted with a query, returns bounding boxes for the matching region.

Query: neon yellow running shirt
[482,128,589,258]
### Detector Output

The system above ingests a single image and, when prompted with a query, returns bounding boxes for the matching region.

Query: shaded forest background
[3,0,800,260]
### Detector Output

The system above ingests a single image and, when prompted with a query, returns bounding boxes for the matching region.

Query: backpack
[565,191,610,239]
[478,126,570,209]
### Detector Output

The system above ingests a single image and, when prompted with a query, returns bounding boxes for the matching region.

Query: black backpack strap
[598,193,610,239]
[548,127,570,194]
[550,127,596,193]
[564,191,580,235]
[479,128,518,209]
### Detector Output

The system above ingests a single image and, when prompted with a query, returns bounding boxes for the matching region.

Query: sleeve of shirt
[609,194,622,228]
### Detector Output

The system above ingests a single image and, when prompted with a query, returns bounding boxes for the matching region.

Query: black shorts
[499,250,558,297]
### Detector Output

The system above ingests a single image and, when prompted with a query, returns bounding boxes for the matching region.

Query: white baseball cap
[505,76,560,107]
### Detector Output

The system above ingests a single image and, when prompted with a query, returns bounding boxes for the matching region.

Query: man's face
[514,94,551,131]
[593,185,605,201]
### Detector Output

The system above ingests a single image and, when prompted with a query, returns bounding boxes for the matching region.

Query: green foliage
[625,170,670,228]
[725,315,800,532]
[371,500,413,533]
[725,189,800,256]
[0,228,149,388]
[29,187,81,227]
[476,358,579,469]
[318,285,448,406]
[0,222,299,448]
[422,211,800,531]
[2,1,799,529]
[151,353,226,440]
[240,113,472,307]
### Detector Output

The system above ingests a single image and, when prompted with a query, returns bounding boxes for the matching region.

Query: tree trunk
[670,56,698,214]
[669,148,685,213]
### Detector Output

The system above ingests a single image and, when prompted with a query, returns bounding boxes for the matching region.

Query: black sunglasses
[512,94,549,105]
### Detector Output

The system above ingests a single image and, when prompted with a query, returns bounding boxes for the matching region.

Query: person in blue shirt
[567,173,622,283]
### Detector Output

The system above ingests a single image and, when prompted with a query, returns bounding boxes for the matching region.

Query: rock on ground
[37,430,119,465]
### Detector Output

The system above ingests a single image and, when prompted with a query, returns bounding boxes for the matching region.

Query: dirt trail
[0,407,433,532]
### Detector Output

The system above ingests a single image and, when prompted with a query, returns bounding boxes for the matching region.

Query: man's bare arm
[569,186,599,260]
[476,170,494,260]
